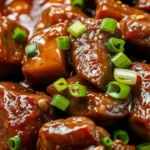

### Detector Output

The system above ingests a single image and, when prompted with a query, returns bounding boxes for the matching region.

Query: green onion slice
[8,136,21,150]
[12,27,27,41]
[56,36,71,50]
[72,0,84,8]
[113,130,129,144]
[137,142,150,150]
[106,38,125,53]
[114,68,137,85]
[111,52,132,69]
[101,136,113,147]
[100,18,117,34]
[50,94,70,111]
[106,81,131,99]
[25,43,39,57]
[67,20,86,38]
[69,83,87,97]
[53,78,68,92]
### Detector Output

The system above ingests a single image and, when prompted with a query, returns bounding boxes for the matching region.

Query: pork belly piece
[130,62,150,140]
[135,0,150,12]
[85,140,136,150]
[37,116,110,150]
[0,82,55,150]
[0,16,28,77]
[47,76,131,123]
[71,18,120,89]
[120,18,150,59]
[22,23,69,85]
[95,0,148,21]
[37,5,86,30]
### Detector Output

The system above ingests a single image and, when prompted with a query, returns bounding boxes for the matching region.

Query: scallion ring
[100,18,117,34]
[106,37,125,53]
[113,130,129,144]
[137,142,150,150]
[69,83,87,97]
[50,94,70,111]
[53,78,68,92]
[67,20,86,38]
[114,68,137,85]
[106,81,131,99]
[72,0,84,8]
[111,52,132,69]
[101,136,113,147]
[8,136,21,150]
[12,27,27,41]
[56,36,71,50]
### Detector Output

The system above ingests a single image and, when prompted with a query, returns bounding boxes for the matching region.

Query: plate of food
[1,0,150,149]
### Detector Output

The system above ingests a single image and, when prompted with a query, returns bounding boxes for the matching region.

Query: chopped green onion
[113,130,129,144]
[53,78,68,92]
[100,18,117,34]
[114,68,137,85]
[67,20,86,38]
[72,0,84,8]
[106,81,131,99]
[12,27,27,41]
[137,142,150,150]
[69,83,87,97]
[25,43,39,57]
[8,136,21,150]
[56,36,71,50]
[50,94,70,111]
[101,136,113,147]
[106,38,125,53]
[111,52,132,69]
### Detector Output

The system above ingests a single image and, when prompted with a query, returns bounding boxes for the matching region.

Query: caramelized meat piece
[0,16,28,77]
[71,19,120,89]
[85,141,136,150]
[47,76,131,122]
[37,5,86,30]
[110,140,136,150]
[0,82,55,150]
[120,18,150,59]
[37,116,110,150]
[135,0,150,12]
[130,62,150,140]
[22,23,69,85]
[95,0,147,21]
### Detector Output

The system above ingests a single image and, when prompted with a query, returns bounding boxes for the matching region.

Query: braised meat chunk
[0,16,28,77]
[95,0,148,21]
[71,19,119,89]
[135,0,150,12]
[22,23,69,85]
[37,116,110,150]
[37,5,86,30]
[0,82,55,150]
[47,76,131,123]
[120,18,150,59]
[130,62,150,141]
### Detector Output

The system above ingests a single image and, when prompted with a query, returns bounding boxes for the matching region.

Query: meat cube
[0,82,55,150]
[71,19,119,89]
[47,76,131,123]
[22,23,69,85]
[120,19,150,59]
[135,0,150,12]
[85,141,136,150]
[37,116,110,150]
[0,16,28,77]
[130,62,150,140]
[37,5,86,30]
[95,0,147,21]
